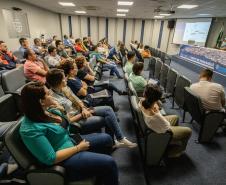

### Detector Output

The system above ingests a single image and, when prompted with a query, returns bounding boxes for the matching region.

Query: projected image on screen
[173,18,212,46]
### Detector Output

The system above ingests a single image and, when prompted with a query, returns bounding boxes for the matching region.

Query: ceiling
[20,0,226,19]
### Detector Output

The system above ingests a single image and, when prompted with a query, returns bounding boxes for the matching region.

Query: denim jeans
[108,47,117,59]
[94,82,122,95]
[78,106,124,140]
[61,133,119,185]
[103,63,122,78]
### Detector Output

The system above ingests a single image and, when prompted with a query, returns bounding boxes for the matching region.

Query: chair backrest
[130,96,172,166]
[128,81,138,97]
[130,96,147,136]
[166,68,178,94]
[160,52,166,62]
[12,50,24,60]
[148,57,156,78]
[143,58,150,71]
[4,120,40,170]
[159,64,169,89]
[2,68,26,92]
[174,75,191,108]
[154,59,163,80]
[184,87,204,123]
[200,111,225,142]
[89,55,97,70]
[0,86,4,97]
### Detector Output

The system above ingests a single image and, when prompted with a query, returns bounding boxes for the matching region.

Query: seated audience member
[51,35,57,47]
[75,56,128,95]
[97,42,109,56]
[139,84,192,157]
[124,51,135,75]
[83,37,91,51]
[46,69,137,148]
[119,43,128,57]
[46,46,64,67]
[19,38,30,56]
[69,35,75,45]
[141,45,151,58]
[24,49,49,83]
[63,35,73,48]
[130,40,138,49]
[74,38,88,54]
[91,45,123,79]
[108,47,121,64]
[0,41,22,70]
[88,37,94,49]
[59,60,117,109]
[138,43,144,53]
[129,62,147,94]
[20,82,119,185]
[190,69,225,111]
[32,38,47,56]
[56,40,70,59]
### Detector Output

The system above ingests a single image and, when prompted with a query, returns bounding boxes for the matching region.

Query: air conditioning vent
[84,6,98,11]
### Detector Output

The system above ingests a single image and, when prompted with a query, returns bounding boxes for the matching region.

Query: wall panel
[116,19,124,44]
[143,20,153,46]
[108,18,116,46]
[134,19,142,43]
[80,16,88,38]
[125,19,133,48]
[90,17,98,44]
[98,17,106,40]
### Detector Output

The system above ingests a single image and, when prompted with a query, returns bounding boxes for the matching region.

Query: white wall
[0,0,61,51]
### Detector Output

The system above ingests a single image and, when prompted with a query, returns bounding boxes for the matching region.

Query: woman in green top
[129,62,147,95]
[19,82,119,185]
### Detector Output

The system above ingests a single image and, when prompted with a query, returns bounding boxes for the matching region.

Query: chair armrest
[28,165,65,176]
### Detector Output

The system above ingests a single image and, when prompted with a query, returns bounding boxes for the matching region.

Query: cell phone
[72,134,83,144]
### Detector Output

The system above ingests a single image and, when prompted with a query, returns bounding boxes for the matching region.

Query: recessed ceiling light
[160,13,171,16]
[75,11,86,14]
[117,9,129,12]
[154,15,164,19]
[177,4,198,9]
[58,2,76,6]
[198,13,211,16]
[118,1,134,6]
[117,13,126,16]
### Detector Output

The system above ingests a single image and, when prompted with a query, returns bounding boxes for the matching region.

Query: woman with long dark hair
[139,84,192,157]
[19,82,119,184]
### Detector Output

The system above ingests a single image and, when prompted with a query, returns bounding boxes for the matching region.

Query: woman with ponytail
[139,84,192,158]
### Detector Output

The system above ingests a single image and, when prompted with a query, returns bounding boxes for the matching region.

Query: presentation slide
[173,18,212,46]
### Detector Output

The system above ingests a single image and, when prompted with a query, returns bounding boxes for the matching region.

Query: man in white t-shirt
[46,46,64,68]
[190,69,225,111]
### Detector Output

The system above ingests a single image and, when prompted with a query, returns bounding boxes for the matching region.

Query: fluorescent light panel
[117,9,129,12]
[58,2,75,6]
[198,13,211,16]
[160,13,171,16]
[118,1,134,6]
[154,15,164,18]
[117,13,126,16]
[177,4,198,9]
[75,11,86,14]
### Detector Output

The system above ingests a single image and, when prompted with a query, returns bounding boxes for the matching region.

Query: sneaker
[114,137,137,148]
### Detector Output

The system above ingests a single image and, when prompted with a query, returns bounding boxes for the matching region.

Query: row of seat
[0,49,122,185]
[122,48,226,167]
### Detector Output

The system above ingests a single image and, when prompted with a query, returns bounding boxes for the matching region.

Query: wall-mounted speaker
[168,19,176,29]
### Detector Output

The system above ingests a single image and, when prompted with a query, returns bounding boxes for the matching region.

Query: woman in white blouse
[139,84,192,158]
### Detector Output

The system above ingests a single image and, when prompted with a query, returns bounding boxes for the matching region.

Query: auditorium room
[0,0,226,184]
